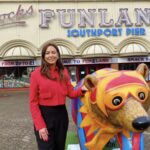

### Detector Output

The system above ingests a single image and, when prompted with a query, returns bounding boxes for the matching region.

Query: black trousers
[34,105,69,150]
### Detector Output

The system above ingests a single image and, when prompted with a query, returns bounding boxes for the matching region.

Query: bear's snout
[132,116,150,130]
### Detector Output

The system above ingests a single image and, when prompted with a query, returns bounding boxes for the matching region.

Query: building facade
[0,0,150,88]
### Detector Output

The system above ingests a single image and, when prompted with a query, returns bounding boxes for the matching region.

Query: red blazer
[29,67,83,130]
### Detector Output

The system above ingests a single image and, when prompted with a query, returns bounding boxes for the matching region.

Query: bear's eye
[138,92,145,100]
[112,96,122,106]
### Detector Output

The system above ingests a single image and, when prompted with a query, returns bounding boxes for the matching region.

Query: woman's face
[44,46,59,66]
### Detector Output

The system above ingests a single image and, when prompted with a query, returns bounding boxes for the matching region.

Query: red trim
[0,87,29,91]
[86,66,89,75]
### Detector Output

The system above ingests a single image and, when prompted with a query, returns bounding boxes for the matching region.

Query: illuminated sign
[62,58,116,65]
[0,60,35,67]
[118,57,150,63]
[63,57,150,65]
[0,57,150,67]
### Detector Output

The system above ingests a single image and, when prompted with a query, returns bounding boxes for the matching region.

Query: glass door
[78,66,87,81]
[67,66,77,86]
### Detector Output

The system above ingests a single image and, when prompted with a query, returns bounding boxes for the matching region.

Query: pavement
[0,89,76,150]
[0,89,150,150]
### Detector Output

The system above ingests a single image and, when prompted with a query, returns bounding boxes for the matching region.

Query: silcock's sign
[0,5,33,27]
[39,8,150,28]
[1,5,150,37]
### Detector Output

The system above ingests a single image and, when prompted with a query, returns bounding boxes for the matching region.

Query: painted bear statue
[71,63,150,150]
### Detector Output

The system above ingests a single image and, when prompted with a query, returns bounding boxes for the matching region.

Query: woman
[29,43,86,150]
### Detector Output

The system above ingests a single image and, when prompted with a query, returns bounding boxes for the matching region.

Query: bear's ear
[136,63,149,78]
[83,75,98,91]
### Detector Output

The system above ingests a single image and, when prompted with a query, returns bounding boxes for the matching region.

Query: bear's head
[80,63,150,149]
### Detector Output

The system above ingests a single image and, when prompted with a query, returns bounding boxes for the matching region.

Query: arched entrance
[0,46,36,88]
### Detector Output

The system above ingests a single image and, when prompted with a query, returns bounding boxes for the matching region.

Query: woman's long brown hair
[40,43,65,80]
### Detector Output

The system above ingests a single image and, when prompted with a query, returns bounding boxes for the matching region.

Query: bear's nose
[132,116,150,130]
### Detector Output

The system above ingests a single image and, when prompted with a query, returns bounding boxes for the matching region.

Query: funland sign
[0,5,150,37]
[39,8,149,37]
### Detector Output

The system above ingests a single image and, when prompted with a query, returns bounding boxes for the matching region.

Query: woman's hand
[39,128,49,141]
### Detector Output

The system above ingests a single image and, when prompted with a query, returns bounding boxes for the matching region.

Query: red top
[29,67,83,130]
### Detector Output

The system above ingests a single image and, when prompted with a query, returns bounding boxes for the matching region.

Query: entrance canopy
[120,43,148,56]
[58,45,73,58]
[82,44,111,57]
[3,46,35,60]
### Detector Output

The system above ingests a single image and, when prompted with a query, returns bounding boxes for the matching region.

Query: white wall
[0,1,149,53]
